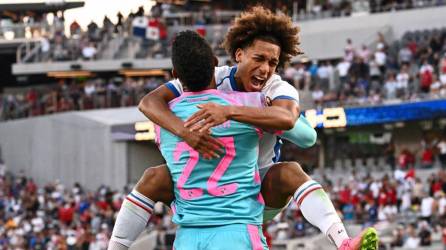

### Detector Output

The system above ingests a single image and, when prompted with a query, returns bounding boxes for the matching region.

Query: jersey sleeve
[263,75,300,104]
[164,79,183,98]
[280,115,317,148]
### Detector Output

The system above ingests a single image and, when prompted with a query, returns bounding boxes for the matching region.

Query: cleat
[339,227,379,250]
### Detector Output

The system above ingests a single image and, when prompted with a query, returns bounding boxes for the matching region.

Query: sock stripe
[129,193,154,209]
[293,181,321,201]
[125,197,153,214]
[296,186,323,206]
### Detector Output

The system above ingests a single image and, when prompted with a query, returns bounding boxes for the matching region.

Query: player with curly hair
[109,6,378,250]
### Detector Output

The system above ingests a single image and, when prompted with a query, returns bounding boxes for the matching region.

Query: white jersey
[166,65,300,169]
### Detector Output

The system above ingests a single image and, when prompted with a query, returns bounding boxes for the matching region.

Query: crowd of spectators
[263,165,446,249]
[5,27,446,120]
[281,30,446,108]
[2,151,446,249]
[3,0,445,63]
[0,161,179,250]
[0,75,166,121]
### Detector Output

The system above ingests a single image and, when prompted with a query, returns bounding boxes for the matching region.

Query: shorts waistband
[179,223,260,232]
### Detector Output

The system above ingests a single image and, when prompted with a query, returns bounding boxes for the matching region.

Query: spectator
[336,58,351,87]
[103,16,114,35]
[439,53,446,85]
[40,35,50,62]
[344,38,355,62]
[317,61,330,91]
[384,73,398,99]
[418,221,432,246]
[420,192,435,223]
[82,42,97,60]
[311,84,324,105]
[430,74,442,96]
[404,224,420,249]
[374,43,387,75]
[399,44,413,65]
[115,12,124,34]
[87,21,99,41]
[69,20,81,37]
[396,64,410,98]
[438,137,446,169]
[419,59,435,93]
[391,225,405,247]
[421,146,434,169]
[357,44,371,62]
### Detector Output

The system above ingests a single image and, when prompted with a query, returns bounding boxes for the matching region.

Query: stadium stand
[3,26,446,121]
[1,155,446,249]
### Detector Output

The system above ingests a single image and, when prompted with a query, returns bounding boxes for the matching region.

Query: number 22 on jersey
[173,137,238,200]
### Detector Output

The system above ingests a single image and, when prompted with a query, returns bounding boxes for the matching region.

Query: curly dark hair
[222,5,302,67]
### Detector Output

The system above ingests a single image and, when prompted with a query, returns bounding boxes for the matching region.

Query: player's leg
[261,162,378,250]
[108,164,174,250]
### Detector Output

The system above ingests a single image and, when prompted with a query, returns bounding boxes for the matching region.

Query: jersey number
[174,137,238,200]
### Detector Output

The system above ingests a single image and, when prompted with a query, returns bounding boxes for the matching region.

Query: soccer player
[109,6,378,250]
[159,30,268,249]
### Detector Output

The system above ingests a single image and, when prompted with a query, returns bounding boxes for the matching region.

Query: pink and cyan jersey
[156,89,266,226]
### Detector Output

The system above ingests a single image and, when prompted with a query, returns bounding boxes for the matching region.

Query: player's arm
[280,115,317,149]
[185,78,317,148]
[186,101,297,131]
[270,98,316,148]
[138,85,223,158]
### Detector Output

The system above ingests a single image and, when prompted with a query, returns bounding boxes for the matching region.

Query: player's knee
[141,164,170,184]
[279,162,311,194]
[135,164,173,200]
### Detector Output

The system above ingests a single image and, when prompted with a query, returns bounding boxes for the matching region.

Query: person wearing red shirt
[59,202,75,225]
[422,147,434,169]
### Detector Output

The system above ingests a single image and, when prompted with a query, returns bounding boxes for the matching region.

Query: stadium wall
[0,110,163,189]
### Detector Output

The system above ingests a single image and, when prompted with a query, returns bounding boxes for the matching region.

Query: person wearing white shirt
[370,180,381,199]
[384,73,398,99]
[437,137,446,168]
[337,59,351,86]
[312,84,324,104]
[437,192,446,216]
[430,74,442,96]
[420,193,435,223]
[396,65,410,97]
[82,42,97,60]
[419,60,434,76]
[375,43,387,75]
[404,225,420,249]
[398,46,412,64]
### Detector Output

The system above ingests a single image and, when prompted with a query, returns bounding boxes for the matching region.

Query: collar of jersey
[181,89,221,96]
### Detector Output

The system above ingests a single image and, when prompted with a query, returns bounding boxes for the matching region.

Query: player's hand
[179,129,224,159]
[184,102,230,133]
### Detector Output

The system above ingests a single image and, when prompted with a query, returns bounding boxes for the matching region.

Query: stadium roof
[0,0,84,13]
[75,107,146,126]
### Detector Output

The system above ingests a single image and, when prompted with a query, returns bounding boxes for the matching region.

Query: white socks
[108,190,155,249]
[293,180,349,248]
